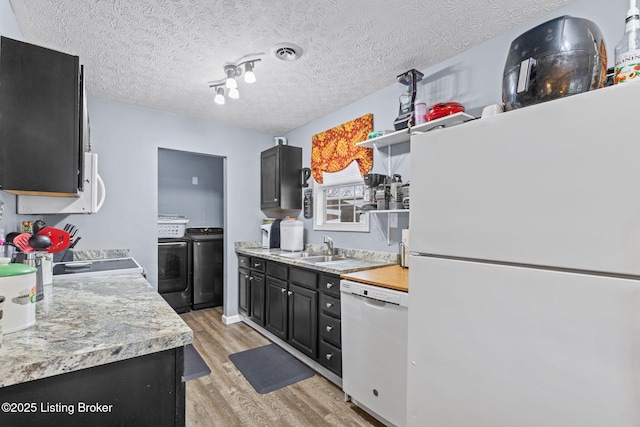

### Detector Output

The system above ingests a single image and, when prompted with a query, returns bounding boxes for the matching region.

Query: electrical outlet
[192,176,198,185]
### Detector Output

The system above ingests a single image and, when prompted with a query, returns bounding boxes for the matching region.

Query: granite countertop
[0,273,193,389]
[235,242,397,274]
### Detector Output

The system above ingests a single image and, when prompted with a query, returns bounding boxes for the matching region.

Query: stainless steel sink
[277,252,325,259]
[302,255,348,263]
[276,252,349,263]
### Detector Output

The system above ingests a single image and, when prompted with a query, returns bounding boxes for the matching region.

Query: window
[313,161,370,232]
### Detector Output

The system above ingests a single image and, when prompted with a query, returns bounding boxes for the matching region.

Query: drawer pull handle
[249,277,254,281]
[326,353,333,360]
[326,302,333,308]
[326,326,333,332]
[240,259,246,264]
[254,263,260,268]
[281,288,286,293]
[288,291,293,296]
[326,282,334,288]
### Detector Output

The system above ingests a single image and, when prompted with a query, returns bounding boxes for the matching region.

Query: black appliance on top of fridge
[184,227,224,310]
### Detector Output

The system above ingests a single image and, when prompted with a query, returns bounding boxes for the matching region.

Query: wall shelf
[357,112,476,149]
[367,210,409,245]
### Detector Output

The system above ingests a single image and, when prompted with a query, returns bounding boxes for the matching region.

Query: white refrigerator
[407,82,640,426]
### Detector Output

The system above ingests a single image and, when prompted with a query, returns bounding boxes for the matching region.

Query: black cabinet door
[260,145,302,212]
[238,268,250,315]
[0,36,82,195]
[288,283,318,358]
[249,272,265,325]
[265,276,287,340]
[260,147,279,208]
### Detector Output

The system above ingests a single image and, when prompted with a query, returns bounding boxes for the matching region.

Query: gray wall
[158,148,224,228]
[285,0,628,252]
[0,0,630,319]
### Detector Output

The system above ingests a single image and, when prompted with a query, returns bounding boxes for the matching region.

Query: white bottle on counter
[615,0,640,84]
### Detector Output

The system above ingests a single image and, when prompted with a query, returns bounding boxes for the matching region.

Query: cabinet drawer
[319,313,341,348]
[289,267,317,289]
[318,340,342,377]
[319,274,340,297]
[320,293,341,318]
[238,255,250,269]
[250,257,265,272]
[266,261,288,280]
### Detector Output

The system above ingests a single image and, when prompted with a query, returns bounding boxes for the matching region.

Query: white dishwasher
[340,279,409,427]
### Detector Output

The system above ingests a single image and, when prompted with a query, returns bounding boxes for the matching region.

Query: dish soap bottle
[615,0,640,84]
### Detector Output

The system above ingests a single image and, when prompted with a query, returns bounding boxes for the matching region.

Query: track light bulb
[214,87,225,105]
[228,87,239,99]
[244,62,256,83]
[225,66,238,89]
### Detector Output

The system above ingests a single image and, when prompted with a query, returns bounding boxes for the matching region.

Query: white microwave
[17,152,106,214]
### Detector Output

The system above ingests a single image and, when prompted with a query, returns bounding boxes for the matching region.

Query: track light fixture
[213,86,225,104]
[208,58,262,105]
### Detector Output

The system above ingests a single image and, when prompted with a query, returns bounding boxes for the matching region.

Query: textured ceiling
[9,0,571,135]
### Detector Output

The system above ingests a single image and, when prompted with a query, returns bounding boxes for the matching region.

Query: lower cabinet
[0,348,185,426]
[238,255,266,318]
[317,273,343,376]
[288,283,318,358]
[238,267,250,315]
[265,276,287,340]
[249,272,265,325]
[237,254,342,378]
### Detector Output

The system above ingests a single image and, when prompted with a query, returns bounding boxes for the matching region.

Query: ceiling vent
[271,43,303,61]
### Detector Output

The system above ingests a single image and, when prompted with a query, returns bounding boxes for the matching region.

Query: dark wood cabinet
[260,145,302,217]
[317,273,342,376]
[0,348,185,426]
[288,283,318,358]
[237,254,342,378]
[265,275,288,340]
[249,272,265,325]
[0,36,84,196]
[238,267,250,315]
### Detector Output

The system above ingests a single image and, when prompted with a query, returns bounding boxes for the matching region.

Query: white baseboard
[222,313,242,325]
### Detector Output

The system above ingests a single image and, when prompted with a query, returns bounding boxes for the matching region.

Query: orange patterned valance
[311,114,373,184]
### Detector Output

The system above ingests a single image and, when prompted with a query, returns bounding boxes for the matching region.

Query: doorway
[158,148,225,312]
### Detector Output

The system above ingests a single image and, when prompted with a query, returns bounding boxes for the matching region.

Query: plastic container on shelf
[280,219,304,251]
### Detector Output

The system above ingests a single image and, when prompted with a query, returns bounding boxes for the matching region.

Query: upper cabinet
[261,144,302,218]
[0,37,85,196]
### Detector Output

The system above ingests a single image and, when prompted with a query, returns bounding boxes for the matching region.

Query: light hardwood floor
[181,307,385,427]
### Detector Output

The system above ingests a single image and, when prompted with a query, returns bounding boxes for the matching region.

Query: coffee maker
[260,219,281,249]
[394,69,424,131]
[363,173,387,210]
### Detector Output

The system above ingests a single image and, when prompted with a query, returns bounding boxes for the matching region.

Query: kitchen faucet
[322,235,334,255]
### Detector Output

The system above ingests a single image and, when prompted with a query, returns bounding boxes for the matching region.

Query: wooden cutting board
[340,265,408,292]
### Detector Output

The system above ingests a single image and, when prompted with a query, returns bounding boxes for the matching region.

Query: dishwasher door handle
[362,296,389,308]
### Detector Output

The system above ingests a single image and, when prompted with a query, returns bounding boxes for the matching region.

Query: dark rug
[229,343,314,394]
[183,344,211,382]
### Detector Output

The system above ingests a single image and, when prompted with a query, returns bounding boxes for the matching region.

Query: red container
[426,102,465,121]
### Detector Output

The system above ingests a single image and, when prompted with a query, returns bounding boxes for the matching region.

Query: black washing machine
[185,227,224,310]
[158,237,192,313]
